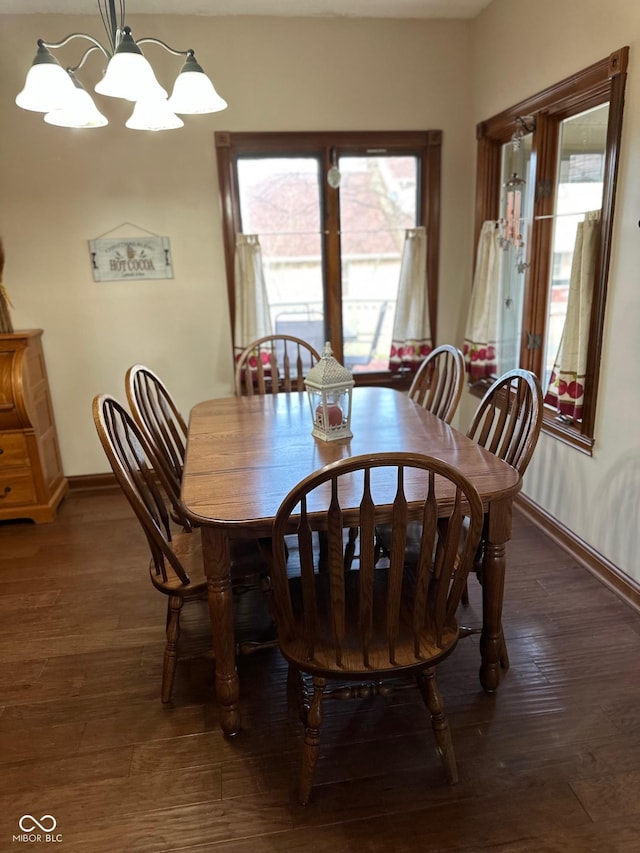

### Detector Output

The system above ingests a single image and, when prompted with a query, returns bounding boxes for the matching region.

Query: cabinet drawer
[0,433,31,468]
[0,470,37,507]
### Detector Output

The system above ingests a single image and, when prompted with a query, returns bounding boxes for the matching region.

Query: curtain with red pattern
[463,220,501,381]
[389,227,433,375]
[233,234,272,361]
[544,211,601,421]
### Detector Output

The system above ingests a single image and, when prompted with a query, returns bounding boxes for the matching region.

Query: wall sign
[88,236,173,282]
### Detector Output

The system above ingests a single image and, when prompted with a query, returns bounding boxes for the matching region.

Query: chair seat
[149,529,271,597]
[149,530,206,593]
[280,627,459,678]
[280,569,460,678]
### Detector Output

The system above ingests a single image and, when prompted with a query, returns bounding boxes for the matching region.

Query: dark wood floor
[1,489,639,852]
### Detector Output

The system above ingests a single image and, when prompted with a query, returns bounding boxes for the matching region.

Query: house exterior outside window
[473,47,628,454]
[216,130,441,384]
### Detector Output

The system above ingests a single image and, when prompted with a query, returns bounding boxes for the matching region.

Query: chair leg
[299,676,326,805]
[259,573,278,630]
[460,535,484,608]
[162,594,183,703]
[344,527,358,570]
[499,628,510,670]
[417,667,458,785]
[473,539,484,585]
[317,531,328,573]
[287,664,308,725]
[373,532,384,566]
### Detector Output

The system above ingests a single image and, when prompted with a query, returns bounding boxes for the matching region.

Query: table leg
[479,540,505,692]
[479,497,512,693]
[201,527,241,737]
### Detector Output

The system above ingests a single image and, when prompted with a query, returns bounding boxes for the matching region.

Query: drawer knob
[0,448,3,454]
[0,486,11,498]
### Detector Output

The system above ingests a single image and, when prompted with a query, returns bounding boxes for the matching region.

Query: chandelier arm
[135,37,192,58]
[39,34,111,61]
[67,44,106,74]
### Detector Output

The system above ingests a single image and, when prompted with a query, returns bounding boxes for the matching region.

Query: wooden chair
[462,368,543,622]
[234,334,320,396]
[408,344,465,424]
[373,344,465,562]
[376,369,543,667]
[466,368,543,476]
[125,364,190,529]
[269,452,484,805]
[93,394,274,703]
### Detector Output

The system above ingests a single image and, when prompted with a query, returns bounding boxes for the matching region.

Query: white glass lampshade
[95,52,167,101]
[44,80,108,129]
[125,97,184,132]
[95,30,167,102]
[167,53,227,114]
[16,50,76,113]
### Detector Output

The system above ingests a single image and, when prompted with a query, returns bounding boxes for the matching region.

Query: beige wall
[2,5,639,584]
[469,0,640,582]
[0,14,474,474]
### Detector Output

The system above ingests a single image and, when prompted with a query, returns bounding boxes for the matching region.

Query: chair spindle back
[235,335,320,397]
[125,364,188,488]
[466,368,543,475]
[93,394,191,586]
[271,452,484,674]
[409,344,465,424]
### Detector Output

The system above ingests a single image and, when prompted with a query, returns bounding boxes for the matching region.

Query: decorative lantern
[304,342,354,441]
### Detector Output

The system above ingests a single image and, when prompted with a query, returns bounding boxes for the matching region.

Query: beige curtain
[233,234,272,358]
[463,220,502,380]
[544,211,601,420]
[389,227,433,375]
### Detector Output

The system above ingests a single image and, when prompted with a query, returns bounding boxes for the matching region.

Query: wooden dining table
[181,386,521,737]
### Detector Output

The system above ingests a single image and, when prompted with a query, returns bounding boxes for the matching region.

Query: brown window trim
[215,130,442,386]
[474,47,628,453]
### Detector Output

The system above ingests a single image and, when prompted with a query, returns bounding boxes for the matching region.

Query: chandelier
[15,0,227,131]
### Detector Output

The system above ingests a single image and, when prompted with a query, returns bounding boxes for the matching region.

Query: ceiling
[0,0,493,18]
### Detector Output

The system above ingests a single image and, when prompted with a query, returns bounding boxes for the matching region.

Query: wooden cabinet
[0,330,68,522]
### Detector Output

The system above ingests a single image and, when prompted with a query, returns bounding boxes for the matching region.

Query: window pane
[543,104,609,391]
[338,155,418,372]
[472,48,627,447]
[237,158,325,355]
[496,132,533,375]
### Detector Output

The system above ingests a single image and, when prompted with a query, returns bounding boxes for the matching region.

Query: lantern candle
[315,403,343,429]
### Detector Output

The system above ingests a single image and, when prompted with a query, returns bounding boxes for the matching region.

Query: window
[216,131,442,382]
[474,47,628,453]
